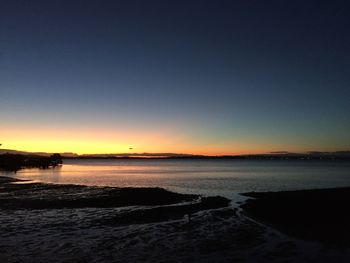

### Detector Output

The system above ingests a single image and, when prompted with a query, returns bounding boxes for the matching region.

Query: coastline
[1,176,350,262]
[241,187,350,246]
[0,176,230,223]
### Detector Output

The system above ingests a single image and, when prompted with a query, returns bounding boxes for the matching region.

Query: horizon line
[1,148,350,158]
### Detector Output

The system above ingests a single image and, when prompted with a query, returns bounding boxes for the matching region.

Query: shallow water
[3,159,350,200]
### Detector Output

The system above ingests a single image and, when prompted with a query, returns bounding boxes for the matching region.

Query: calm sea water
[3,159,350,201]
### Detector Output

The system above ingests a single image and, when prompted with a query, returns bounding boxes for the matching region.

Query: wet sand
[2,176,350,262]
[241,187,350,245]
[0,176,198,209]
[0,176,231,224]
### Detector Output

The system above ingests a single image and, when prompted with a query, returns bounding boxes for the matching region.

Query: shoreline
[2,176,350,261]
[241,187,350,245]
[0,176,230,224]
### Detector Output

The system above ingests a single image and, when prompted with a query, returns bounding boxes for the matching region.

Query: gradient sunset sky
[1,0,350,155]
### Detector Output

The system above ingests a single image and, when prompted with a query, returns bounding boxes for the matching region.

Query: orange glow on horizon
[1,127,268,155]
[1,124,342,155]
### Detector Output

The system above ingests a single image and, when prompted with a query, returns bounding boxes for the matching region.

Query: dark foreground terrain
[0,176,230,224]
[1,176,350,262]
[0,154,62,171]
[241,187,350,245]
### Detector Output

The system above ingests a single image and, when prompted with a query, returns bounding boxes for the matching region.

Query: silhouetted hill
[1,149,350,160]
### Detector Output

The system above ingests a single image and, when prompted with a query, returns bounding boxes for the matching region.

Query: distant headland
[1,148,350,161]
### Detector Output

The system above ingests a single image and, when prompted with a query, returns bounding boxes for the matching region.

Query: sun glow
[1,126,247,155]
[1,123,326,155]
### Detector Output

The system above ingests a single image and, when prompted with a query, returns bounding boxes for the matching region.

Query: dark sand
[2,176,350,262]
[241,187,350,246]
[0,176,230,224]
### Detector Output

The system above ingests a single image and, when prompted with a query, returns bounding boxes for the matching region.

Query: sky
[1,0,350,155]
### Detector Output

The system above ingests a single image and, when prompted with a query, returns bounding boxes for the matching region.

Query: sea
[3,159,350,262]
[3,159,350,202]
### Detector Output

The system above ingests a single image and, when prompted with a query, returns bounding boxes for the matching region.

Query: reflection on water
[2,159,350,200]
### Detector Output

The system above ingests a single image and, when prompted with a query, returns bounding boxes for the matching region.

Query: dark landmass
[65,151,350,160]
[0,148,78,157]
[241,187,350,246]
[0,176,230,225]
[0,176,197,209]
[2,177,350,261]
[0,153,62,171]
[2,148,350,160]
[99,196,231,226]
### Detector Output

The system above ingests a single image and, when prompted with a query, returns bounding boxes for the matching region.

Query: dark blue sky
[1,0,350,154]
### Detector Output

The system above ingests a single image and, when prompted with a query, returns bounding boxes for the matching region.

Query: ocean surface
[3,159,350,201]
